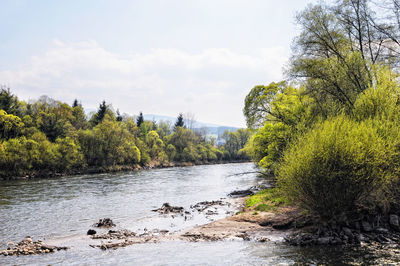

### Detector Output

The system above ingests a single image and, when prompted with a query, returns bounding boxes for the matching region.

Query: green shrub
[277,116,394,222]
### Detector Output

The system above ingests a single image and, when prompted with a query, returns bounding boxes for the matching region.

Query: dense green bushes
[245,67,400,222]
[278,116,395,221]
[0,88,250,179]
[244,0,400,222]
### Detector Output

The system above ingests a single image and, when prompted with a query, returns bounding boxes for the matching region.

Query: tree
[72,99,79,108]
[168,126,196,161]
[0,110,24,139]
[116,109,123,122]
[174,113,185,130]
[243,82,311,129]
[243,82,285,129]
[156,121,172,138]
[183,112,196,130]
[91,100,108,126]
[289,0,400,115]
[29,97,75,142]
[0,86,21,116]
[136,112,144,127]
[221,131,240,159]
[71,104,88,130]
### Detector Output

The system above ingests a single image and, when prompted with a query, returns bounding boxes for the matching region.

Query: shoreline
[4,191,400,261]
[45,197,296,250]
[0,159,252,181]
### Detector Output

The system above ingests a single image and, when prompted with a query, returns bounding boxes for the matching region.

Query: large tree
[289,0,400,115]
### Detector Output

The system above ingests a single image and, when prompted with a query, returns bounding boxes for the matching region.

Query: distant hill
[143,114,240,139]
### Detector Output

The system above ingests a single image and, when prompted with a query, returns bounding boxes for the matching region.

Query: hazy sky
[0,0,317,127]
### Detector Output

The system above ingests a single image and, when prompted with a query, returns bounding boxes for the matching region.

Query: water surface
[0,163,398,265]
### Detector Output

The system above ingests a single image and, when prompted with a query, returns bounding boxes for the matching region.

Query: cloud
[0,40,288,127]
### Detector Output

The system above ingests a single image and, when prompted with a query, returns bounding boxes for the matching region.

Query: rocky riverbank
[4,185,400,258]
[0,237,68,256]
[284,213,400,246]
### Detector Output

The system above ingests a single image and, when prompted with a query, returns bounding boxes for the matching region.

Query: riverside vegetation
[0,90,250,180]
[243,0,400,244]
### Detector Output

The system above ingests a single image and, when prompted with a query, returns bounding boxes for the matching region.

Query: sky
[0,0,317,127]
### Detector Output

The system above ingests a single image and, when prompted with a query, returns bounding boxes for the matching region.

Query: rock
[0,237,68,256]
[228,189,254,198]
[93,218,116,227]
[87,229,97,235]
[272,220,293,230]
[152,203,184,214]
[390,214,399,228]
[190,200,229,212]
[361,221,373,232]
[205,210,217,215]
[255,236,270,242]
[259,221,272,227]
[41,244,55,251]
[91,229,136,240]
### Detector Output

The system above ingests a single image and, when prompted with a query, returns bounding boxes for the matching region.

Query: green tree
[287,1,400,115]
[136,112,144,127]
[72,99,79,108]
[0,110,24,139]
[168,127,197,161]
[71,104,88,130]
[174,113,185,130]
[55,137,84,169]
[91,100,108,126]
[0,87,21,116]
[116,109,123,122]
[243,82,286,129]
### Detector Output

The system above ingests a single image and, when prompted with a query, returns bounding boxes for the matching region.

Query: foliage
[174,113,185,130]
[277,116,395,222]
[243,0,400,223]
[0,110,24,139]
[136,112,144,127]
[0,90,247,178]
[221,128,251,160]
[245,84,313,172]
[0,87,21,116]
[90,101,110,126]
[244,82,285,129]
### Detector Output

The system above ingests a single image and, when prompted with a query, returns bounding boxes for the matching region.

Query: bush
[277,116,394,222]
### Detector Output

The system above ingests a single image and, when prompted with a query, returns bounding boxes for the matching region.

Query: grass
[245,188,289,212]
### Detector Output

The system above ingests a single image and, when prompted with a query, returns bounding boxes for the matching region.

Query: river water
[0,163,398,265]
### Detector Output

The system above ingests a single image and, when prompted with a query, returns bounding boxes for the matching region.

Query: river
[0,163,397,265]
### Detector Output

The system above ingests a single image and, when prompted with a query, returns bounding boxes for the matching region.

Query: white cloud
[0,40,288,127]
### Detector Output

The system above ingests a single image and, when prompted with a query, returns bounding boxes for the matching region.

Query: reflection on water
[0,163,399,265]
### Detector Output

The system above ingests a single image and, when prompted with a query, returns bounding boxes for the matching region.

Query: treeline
[244,0,400,223]
[0,90,250,179]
